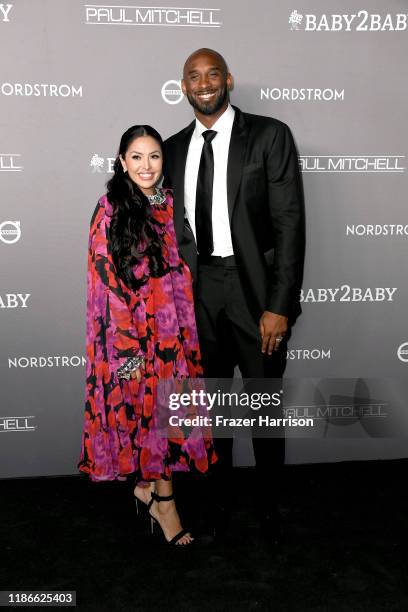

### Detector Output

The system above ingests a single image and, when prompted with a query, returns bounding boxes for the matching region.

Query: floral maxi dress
[77,188,216,484]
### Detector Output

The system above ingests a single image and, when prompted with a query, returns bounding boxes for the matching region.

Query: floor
[1,460,408,611]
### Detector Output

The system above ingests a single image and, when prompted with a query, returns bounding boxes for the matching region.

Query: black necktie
[195,129,217,257]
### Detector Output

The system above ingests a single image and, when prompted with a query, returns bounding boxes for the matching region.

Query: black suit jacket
[164,105,305,325]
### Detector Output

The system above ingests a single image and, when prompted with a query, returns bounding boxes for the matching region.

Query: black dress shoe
[260,510,284,548]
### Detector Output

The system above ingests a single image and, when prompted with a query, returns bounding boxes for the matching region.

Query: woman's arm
[87,201,144,386]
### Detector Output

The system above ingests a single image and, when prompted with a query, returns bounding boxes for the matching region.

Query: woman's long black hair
[106,125,167,290]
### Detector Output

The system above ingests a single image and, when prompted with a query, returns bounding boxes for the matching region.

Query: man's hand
[259,311,288,355]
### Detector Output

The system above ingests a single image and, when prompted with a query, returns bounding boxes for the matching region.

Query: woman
[78,125,216,546]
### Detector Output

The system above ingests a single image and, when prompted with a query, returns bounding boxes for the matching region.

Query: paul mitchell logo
[285,403,388,420]
[0,293,30,308]
[260,88,344,102]
[289,10,407,31]
[300,286,397,303]
[0,416,36,432]
[300,156,405,173]
[346,224,408,238]
[90,154,115,173]
[85,5,222,27]
[397,343,408,363]
[0,3,12,22]
[0,221,21,244]
[0,153,23,171]
[0,83,82,97]
[161,80,183,105]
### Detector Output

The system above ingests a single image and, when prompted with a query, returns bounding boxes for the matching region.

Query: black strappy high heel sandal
[147,491,193,546]
[134,497,143,516]
[134,485,153,518]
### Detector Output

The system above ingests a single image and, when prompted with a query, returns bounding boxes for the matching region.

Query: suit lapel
[227,106,248,222]
[172,121,195,243]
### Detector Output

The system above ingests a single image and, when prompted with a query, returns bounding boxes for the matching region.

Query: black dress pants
[194,257,287,513]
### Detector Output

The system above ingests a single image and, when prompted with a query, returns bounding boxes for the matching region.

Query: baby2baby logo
[289,9,407,31]
[300,285,397,303]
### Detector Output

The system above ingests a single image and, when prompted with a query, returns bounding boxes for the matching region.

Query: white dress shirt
[184,103,235,257]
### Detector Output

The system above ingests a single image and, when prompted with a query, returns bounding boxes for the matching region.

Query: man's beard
[186,85,228,116]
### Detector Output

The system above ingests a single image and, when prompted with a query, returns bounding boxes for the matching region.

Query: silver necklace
[146,187,166,205]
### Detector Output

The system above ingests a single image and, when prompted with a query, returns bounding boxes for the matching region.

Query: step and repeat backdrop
[1,0,407,478]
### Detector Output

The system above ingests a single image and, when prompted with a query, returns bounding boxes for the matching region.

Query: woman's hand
[117,355,145,382]
[130,368,143,383]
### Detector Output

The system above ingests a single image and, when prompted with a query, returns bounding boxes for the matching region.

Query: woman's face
[120,135,162,195]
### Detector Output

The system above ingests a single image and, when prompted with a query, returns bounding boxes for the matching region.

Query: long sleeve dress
[77,188,216,484]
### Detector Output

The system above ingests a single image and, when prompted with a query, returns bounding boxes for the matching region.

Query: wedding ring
[275,336,283,342]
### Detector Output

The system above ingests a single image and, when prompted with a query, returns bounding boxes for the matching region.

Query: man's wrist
[262,310,288,320]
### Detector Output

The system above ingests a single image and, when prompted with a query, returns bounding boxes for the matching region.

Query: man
[164,49,305,544]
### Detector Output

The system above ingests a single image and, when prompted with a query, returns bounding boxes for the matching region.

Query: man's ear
[181,79,187,95]
[227,73,234,92]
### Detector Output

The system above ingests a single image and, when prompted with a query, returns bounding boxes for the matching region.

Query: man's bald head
[183,48,229,79]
